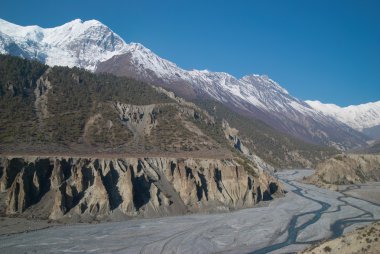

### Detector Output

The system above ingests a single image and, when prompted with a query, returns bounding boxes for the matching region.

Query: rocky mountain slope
[304,154,380,188]
[0,18,370,150]
[300,221,380,254]
[0,54,337,168]
[0,156,281,222]
[198,99,337,168]
[306,100,380,139]
[97,47,368,151]
[0,54,224,157]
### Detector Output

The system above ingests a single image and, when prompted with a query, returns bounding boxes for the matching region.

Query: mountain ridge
[0,54,337,168]
[0,18,375,150]
[97,48,369,150]
[0,18,128,71]
[306,100,380,139]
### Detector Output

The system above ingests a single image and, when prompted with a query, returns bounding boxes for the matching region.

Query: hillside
[195,100,337,168]
[300,221,380,254]
[356,141,380,154]
[0,54,337,168]
[0,54,227,157]
[304,154,380,188]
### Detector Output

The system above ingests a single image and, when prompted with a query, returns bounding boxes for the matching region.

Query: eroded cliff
[304,154,380,188]
[0,156,282,222]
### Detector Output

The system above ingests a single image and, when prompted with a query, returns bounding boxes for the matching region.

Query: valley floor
[0,217,59,236]
[0,170,379,254]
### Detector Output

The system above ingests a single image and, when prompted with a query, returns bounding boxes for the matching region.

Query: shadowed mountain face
[0,18,370,151]
[362,125,380,140]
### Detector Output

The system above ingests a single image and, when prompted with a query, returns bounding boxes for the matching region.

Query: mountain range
[1,18,379,150]
[306,100,380,139]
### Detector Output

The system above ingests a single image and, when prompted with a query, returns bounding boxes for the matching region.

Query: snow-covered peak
[43,18,108,41]
[194,69,210,73]
[124,42,187,79]
[0,18,128,71]
[306,100,380,131]
[65,18,103,27]
[61,18,83,25]
[305,100,341,112]
[241,74,289,95]
[0,18,44,41]
[127,42,148,51]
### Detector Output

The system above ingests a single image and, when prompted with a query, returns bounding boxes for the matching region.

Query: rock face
[222,119,250,156]
[34,68,52,125]
[222,119,277,174]
[113,102,158,136]
[0,156,281,222]
[305,154,380,187]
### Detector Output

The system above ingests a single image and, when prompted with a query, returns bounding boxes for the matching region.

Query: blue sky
[1,0,379,106]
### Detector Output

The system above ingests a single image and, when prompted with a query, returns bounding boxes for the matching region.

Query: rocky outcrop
[113,102,158,136]
[222,119,250,155]
[34,68,52,126]
[305,154,380,187]
[222,119,276,174]
[153,86,215,124]
[0,156,282,222]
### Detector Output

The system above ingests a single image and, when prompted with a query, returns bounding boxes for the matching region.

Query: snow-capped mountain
[0,18,371,149]
[97,43,369,150]
[0,18,128,71]
[306,100,380,139]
